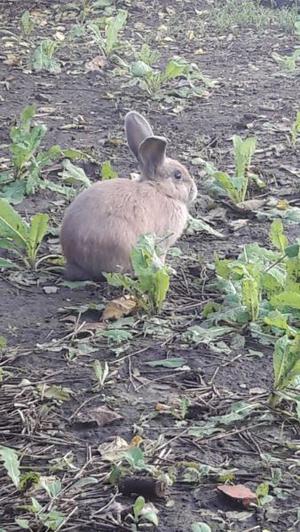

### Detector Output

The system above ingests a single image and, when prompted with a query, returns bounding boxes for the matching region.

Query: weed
[206,135,257,203]
[20,11,34,36]
[105,234,170,313]
[101,160,118,179]
[209,0,298,33]
[92,360,110,389]
[136,43,160,66]
[206,219,300,329]
[0,105,85,203]
[291,110,300,145]
[272,49,300,71]
[130,54,214,98]
[0,199,49,269]
[31,39,61,73]
[88,10,127,57]
[127,496,159,530]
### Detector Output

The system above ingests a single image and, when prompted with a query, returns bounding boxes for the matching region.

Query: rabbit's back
[61,178,188,279]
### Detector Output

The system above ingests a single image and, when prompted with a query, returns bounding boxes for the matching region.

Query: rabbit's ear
[138,136,167,178]
[125,111,154,160]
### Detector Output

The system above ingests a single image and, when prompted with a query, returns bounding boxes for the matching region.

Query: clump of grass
[208,0,298,32]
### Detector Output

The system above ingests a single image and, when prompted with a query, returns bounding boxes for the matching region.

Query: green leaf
[40,477,62,498]
[146,357,185,368]
[32,39,61,74]
[0,446,21,488]
[131,60,153,78]
[0,336,7,349]
[0,258,19,269]
[271,291,300,310]
[285,244,300,258]
[61,159,91,187]
[0,199,28,249]
[105,10,127,55]
[273,335,295,390]
[183,325,233,345]
[26,213,49,264]
[101,160,118,180]
[214,171,239,203]
[269,219,288,253]
[191,523,212,532]
[133,496,145,520]
[124,447,147,471]
[164,59,186,80]
[264,310,289,331]
[20,11,34,35]
[241,277,260,321]
[15,518,30,529]
[233,135,256,179]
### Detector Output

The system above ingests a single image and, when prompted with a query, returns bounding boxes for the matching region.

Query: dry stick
[55,505,79,532]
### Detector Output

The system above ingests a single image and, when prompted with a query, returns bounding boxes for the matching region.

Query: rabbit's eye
[174,170,182,180]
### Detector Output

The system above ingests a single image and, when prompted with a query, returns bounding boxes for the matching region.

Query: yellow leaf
[101,295,138,321]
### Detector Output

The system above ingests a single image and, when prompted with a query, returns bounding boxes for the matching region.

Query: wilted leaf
[98,436,130,461]
[77,405,122,427]
[37,384,71,402]
[146,357,186,368]
[85,55,107,71]
[217,484,257,508]
[187,216,224,239]
[102,295,138,321]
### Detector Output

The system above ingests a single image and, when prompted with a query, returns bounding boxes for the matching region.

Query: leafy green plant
[130,54,215,98]
[0,105,85,203]
[31,39,61,73]
[272,49,300,72]
[291,110,300,145]
[20,10,34,36]
[88,10,127,57]
[0,199,49,269]
[136,43,160,67]
[206,220,300,329]
[105,234,170,313]
[101,160,118,180]
[126,496,158,530]
[207,135,257,203]
[270,333,300,411]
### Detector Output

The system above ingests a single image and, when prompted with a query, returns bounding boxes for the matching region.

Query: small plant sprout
[127,496,159,530]
[0,199,49,269]
[208,135,257,204]
[32,39,61,73]
[105,234,170,314]
[291,110,300,145]
[88,10,128,58]
[0,105,86,203]
[270,333,300,412]
[101,160,118,180]
[92,360,110,389]
[131,53,215,98]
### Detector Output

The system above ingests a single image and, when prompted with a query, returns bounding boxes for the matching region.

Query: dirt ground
[0,1,299,531]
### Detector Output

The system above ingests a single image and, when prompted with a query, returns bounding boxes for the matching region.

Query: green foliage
[105,234,170,313]
[0,446,20,488]
[209,0,298,33]
[130,496,158,528]
[272,50,300,72]
[0,105,85,203]
[209,135,256,203]
[0,199,49,268]
[88,10,127,57]
[101,160,118,180]
[210,221,300,329]
[136,43,160,66]
[291,110,300,145]
[32,39,61,73]
[130,54,215,98]
[20,11,34,36]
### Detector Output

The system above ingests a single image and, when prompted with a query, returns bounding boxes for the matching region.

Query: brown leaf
[101,295,138,321]
[77,406,122,427]
[4,54,21,66]
[217,484,257,508]
[85,55,107,71]
[236,199,267,211]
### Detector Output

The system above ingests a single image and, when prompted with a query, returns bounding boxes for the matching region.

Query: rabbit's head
[125,111,197,205]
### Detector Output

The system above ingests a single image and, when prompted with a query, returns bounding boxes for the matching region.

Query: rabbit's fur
[60,111,197,281]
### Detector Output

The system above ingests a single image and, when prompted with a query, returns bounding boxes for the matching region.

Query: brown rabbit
[60,111,197,281]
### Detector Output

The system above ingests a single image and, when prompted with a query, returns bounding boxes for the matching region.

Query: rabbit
[60,111,197,281]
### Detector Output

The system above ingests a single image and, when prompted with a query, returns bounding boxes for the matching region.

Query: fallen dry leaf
[130,435,143,447]
[236,199,266,211]
[77,405,122,427]
[85,55,107,71]
[276,199,289,210]
[4,54,21,66]
[98,436,130,461]
[217,484,257,508]
[101,295,138,321]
